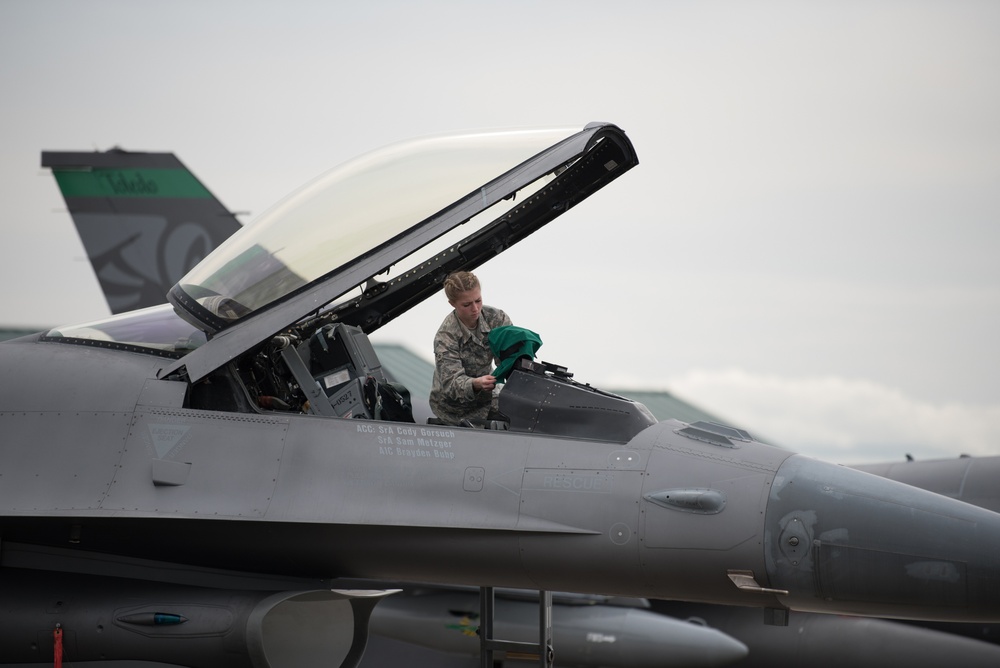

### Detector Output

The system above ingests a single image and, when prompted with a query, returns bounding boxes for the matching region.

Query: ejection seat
[282,322,414,422]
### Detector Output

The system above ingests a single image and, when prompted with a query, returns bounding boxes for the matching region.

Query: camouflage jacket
[429,305,511,425]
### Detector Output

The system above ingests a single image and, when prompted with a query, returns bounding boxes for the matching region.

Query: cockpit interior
[44,123,657,443]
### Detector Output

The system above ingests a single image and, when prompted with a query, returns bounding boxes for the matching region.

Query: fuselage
[3,333,1000,622]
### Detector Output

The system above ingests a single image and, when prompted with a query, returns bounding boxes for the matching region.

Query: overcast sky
[2,0,998,465]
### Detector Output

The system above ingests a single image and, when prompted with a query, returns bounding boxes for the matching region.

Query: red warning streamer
[53,626,63,668]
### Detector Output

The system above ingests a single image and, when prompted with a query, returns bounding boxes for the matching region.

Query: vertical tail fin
[42,148,242,314]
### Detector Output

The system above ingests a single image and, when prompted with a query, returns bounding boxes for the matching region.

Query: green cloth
[489,325,543,382]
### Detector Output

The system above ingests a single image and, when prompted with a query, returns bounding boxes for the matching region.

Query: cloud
[656,368,1000,465]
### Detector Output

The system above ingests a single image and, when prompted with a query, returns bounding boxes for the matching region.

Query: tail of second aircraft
[42,148,243,314]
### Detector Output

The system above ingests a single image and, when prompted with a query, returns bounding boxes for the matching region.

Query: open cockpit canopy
[97,123,633,382]
[40,123,648,438]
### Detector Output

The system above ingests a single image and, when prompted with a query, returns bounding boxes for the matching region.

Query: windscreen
[45,304,207,355]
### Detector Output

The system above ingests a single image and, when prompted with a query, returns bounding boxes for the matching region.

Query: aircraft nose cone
[765,455,1000,622]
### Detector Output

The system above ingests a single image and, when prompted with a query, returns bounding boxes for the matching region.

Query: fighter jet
[4,123,1000,668]
[854,454,1000,513]
[853,454,1000,649]
[38,144,750,666]
[41,148,243,315]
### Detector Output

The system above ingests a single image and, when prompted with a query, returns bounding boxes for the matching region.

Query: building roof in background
[608,388,725,425]
[376,343,434,400]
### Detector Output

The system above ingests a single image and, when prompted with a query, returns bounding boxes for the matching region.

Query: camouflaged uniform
[429,305,512,425]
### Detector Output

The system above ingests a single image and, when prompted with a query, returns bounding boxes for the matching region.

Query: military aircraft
[36,143,751,666]
[854,454,1000,513]
[5,123,1000,668]
[41,148,243,315]
[852,454,1000,650]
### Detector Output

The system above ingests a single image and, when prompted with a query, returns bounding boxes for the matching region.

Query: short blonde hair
[443,271,480,302]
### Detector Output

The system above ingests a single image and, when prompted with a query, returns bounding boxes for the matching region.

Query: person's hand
[472,375,497,392]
